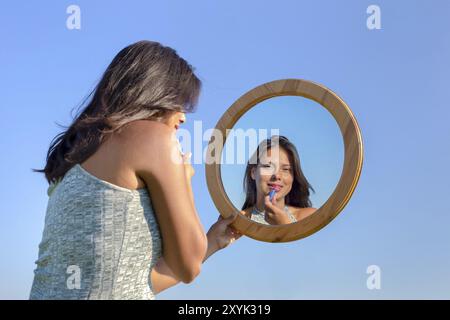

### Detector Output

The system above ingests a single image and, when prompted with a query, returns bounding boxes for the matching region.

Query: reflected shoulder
[292,207,317,221]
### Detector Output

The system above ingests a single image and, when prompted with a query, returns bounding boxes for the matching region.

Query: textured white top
[30,164,162,300]
[249,205,297,225]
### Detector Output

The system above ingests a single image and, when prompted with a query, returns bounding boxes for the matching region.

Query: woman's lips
[268,183,282,192]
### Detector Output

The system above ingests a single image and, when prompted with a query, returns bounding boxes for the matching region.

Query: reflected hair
[241,135,315,210]
[32,40,202,185]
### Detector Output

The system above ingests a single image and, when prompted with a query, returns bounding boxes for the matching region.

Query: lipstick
[269,189,276,201]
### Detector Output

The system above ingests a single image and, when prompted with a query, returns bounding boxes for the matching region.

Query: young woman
[241,135,317,225]
[30,40,242,300]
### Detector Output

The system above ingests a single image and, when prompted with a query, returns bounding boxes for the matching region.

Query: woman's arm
[130,121,208,284]
[151,230,219,294]
[151,214,241,294]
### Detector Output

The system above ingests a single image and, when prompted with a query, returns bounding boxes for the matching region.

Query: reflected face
[162,111,186,131]
[251,146,294,200]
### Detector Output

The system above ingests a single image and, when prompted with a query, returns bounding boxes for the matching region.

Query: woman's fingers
[217,213,237,222]
[271,191,277,204]
[228,228,242,243]
[224,215,242,239]
[215,214,243,242]
[264,196,285,219]
[224,213,238,225]
[182,151,192,163]
[232,229,243,239]
[264,195,275,209]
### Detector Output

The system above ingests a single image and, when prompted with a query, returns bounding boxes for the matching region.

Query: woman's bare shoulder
[290,206,317,221]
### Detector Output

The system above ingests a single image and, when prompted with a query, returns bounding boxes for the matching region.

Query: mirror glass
[220,95,344,225]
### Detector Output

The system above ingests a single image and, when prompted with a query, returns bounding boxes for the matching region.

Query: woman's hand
[206,214,243,252]
[264,194,292,225]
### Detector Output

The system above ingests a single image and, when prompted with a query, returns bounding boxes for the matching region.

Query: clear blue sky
[1,0,450,299]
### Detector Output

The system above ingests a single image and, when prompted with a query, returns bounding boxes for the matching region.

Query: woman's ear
[250,167,256,180]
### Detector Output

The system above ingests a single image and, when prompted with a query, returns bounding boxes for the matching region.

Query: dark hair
[241,135,315,210]
[32,40,202,185]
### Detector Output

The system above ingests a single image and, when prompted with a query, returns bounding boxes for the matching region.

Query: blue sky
[1,0,450,299]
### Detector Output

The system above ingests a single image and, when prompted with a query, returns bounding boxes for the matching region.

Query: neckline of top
[73,163,148,195]
[252,205,291,215]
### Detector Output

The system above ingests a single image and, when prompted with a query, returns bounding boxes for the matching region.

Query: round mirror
[205,79,363,242]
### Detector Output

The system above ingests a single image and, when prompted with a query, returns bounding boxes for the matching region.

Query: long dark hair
[241,135,315,210]
[32,40,202,185]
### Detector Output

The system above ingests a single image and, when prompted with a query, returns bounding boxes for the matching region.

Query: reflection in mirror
[220,95,344,226]
[241,135,316,225]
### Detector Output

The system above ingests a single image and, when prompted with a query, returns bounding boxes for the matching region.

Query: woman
[241,135,317,225]
[30,40,242,300]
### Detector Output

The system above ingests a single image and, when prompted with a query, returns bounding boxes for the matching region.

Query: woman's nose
[271,169,282,180]
[179,113,186,123]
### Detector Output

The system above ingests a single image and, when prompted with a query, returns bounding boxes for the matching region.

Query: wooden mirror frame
[205,79,363,242]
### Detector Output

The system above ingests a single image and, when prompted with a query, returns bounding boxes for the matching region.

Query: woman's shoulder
[289,206,317,221]
[87,120,178,189]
